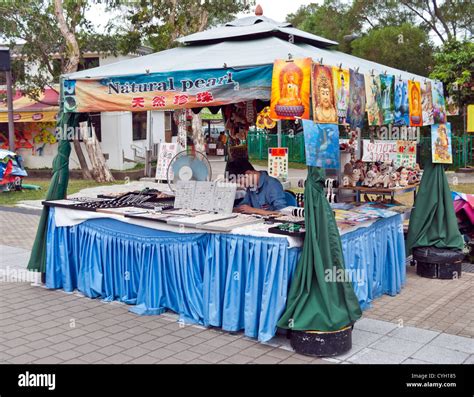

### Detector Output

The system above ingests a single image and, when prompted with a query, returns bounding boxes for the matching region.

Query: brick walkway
[1,208,473,364]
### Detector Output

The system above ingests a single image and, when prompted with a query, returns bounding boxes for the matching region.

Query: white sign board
[362,140,397,163]
[155,143,179,181]
[268,147,288,180]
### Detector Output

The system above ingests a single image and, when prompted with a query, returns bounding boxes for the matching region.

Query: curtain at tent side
[27,112,81,273]
[277,167,362,332]
[406,158,464,254]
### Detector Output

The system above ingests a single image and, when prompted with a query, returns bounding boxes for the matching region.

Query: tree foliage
[112,0,254,52]
[429,39,474,106]
[0,0,138,99]
[351,24,434,76]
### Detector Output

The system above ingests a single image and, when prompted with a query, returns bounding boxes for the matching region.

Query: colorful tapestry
[394,79,409,126]
[431,123,453,164]
[408,80,422,127]
[379,74,394,125]
[364,74,383,126]
[270,58,311,120]
[332,67,350,124]
[302,120,339,169]
[421,81,434,126]
[432,81,446,124]
[312,64,337,124]
[347,69,366,129]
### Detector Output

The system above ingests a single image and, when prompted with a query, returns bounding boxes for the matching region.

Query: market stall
[29,9,446,351]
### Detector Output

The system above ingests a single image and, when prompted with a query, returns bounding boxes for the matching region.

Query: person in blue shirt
[225,159,287,216]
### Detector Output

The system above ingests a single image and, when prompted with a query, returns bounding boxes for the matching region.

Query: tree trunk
[72,139,92,179]
[54,0,114,183]
[80,122,114,182]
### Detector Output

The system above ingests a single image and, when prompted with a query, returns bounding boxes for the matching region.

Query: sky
[87,0,321,33]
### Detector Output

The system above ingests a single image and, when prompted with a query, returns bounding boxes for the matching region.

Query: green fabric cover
[277,167,362,332]
[27,112,81,273]
[406,158,464,254]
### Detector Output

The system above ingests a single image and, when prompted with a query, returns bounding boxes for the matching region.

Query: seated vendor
[226,159,287,216]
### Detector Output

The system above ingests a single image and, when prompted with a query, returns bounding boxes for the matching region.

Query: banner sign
[63,65,272,113]
[155,142,179,181]
[395,140,416,168]
[362,139,397,163]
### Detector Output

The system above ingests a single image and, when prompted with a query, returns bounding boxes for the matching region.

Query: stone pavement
[1,208,473,365]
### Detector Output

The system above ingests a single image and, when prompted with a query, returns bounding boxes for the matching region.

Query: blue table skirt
[45,209,406,342]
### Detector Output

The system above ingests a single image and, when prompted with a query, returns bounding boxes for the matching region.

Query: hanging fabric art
[408,80,422,127]
[347,69,366,130]
[421,81,434,126]
[270,58,311,120]
[394,79,409,126]
[312,64,337,124]
[332,67,350,124]
[364,74,383,126]
[379,74,394,125]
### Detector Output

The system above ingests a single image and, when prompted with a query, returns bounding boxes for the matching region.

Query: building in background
[0,45,175,171]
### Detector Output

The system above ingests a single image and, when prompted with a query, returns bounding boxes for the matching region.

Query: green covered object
[27,112,81,273]
[406,158,464,254]
[277,167,362,332]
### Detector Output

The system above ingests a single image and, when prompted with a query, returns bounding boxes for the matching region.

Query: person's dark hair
[225,159,255,179]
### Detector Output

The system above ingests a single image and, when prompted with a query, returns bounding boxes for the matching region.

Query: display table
[339,184,419,203]
[45,208,406,342]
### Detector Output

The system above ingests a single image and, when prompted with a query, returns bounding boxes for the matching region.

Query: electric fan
[166,150,212,191]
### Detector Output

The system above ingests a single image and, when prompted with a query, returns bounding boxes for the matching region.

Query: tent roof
[65,36,432,82]
[176,15,338,47]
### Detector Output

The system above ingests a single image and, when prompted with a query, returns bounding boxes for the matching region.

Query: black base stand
[416,261,462,279]
[290,326,352,357]
[413,246,465,280]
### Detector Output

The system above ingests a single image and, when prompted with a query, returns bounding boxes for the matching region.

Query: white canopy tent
[65,14,432,83]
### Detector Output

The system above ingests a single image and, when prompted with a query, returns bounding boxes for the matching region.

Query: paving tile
[370,336,424,357]
[251,354,283,364]
[147,348,175,360]
[387,326,440,344]
[412,345,469,364]
[429,333,474,354]
[351,329,384,347]
[103,353,134,364]
[347,348,407,364]
[199,351,227,363]
[355,318,398,335]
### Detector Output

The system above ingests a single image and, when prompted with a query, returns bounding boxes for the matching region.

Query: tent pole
[6,69,15,152]
[277,120,282,147]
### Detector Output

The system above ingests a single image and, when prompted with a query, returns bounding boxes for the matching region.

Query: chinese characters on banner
[395,140,417,168]
[155,142,179,181]
[431,123,453,164]
[267,147,288,179]
[269,58,311,120]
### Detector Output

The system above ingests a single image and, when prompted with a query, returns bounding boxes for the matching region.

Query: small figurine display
[342,160,421,189]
